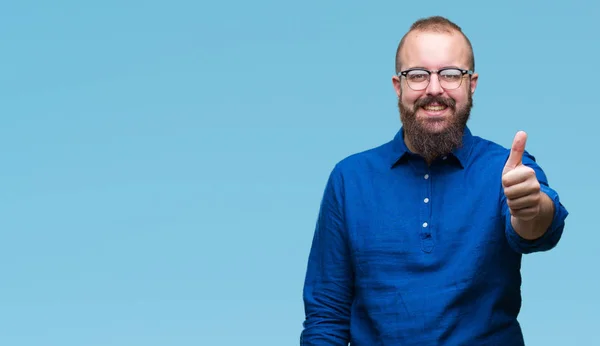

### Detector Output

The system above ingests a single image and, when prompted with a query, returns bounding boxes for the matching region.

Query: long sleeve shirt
[300,127,568,345]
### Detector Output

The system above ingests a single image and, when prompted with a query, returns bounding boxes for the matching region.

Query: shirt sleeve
[300,165,353,345]
[502,151,569,254]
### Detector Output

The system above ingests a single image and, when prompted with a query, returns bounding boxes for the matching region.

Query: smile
[423,104,448,111]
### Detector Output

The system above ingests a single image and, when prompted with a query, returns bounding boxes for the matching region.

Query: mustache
[414,96,456,109]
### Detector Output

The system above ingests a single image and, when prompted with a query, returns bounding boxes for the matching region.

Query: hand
[501,131,542,221]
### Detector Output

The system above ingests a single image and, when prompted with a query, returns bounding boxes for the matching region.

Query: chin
[418,117,452,133]
[421,125,450,134]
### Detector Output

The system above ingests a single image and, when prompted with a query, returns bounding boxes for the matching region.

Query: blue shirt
[301,127,568,345]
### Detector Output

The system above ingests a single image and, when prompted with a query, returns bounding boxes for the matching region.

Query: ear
[392,75,402,97]
[469,72,479,95]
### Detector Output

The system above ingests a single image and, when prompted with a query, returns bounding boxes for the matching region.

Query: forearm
[301,167,352,345]
[301,245,353,345]
[511,191,555,240]
[301,303,351,346]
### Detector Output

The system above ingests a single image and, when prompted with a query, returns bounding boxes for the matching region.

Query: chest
[344,163,507,279]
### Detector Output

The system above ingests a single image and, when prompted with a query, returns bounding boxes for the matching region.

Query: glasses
[398,67,473,91]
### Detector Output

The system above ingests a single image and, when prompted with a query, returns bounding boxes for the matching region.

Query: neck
[403,133,435,164]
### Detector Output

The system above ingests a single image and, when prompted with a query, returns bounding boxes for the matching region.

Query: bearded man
[300,16,569,345]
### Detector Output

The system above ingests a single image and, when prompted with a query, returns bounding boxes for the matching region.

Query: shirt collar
[390,126,474,168]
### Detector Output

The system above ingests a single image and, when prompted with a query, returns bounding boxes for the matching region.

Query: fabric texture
[301,127,568,345]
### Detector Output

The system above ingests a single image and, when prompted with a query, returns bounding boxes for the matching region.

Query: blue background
[1,1,597,345]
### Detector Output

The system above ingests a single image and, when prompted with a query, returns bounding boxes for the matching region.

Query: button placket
[421,170,434,253]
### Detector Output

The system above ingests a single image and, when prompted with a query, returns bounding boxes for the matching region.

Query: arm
[510,189,554,240]
[502,177,568,254]
[300,167,353,345]
[501,132,568,254]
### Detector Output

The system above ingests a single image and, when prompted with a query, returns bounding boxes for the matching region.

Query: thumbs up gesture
[501,131,542,221]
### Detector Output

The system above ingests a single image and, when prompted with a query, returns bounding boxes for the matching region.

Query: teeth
[424,105,446,111]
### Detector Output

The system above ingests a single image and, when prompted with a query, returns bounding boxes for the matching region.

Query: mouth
[420,103,449,116]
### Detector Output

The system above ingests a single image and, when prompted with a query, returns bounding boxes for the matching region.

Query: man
[300,16,568,345]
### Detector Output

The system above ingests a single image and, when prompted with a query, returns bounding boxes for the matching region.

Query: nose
[425,73,443,96]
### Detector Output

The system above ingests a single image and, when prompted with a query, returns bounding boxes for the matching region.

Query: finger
[505,131,527,169]
[506,193,540,210]
[504,176,540,199]
[501,166,536,188]
[510,206,539,221]
[504,182,540,201]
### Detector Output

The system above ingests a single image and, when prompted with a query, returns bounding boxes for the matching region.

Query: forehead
[400,30,470,70]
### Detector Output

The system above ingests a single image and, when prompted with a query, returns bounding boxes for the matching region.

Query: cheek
[401,90,420,106]
[448,90,469,107]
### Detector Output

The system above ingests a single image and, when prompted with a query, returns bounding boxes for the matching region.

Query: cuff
[505,184,568,254]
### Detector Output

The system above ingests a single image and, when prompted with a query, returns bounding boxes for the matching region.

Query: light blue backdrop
[1,1,596,345]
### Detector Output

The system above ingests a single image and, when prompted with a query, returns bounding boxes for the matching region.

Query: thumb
[505,131,527,170]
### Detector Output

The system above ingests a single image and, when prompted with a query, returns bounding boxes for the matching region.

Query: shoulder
[330,140,394,178]
[469,134,538,166]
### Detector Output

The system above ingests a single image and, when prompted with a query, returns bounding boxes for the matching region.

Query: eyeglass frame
[397,67,474,91]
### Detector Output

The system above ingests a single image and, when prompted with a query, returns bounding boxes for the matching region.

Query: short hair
[394,16,475,74]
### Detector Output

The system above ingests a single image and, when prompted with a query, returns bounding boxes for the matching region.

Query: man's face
[392,30,478,161]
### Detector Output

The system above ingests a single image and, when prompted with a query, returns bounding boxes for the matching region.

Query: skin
[391,30,554,240]
[502,131,555,240]
[392,30,478,152]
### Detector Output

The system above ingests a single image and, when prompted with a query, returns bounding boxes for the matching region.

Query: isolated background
[1,1,597,345]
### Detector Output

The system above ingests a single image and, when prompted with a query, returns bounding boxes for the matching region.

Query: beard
[398,91,473,162]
